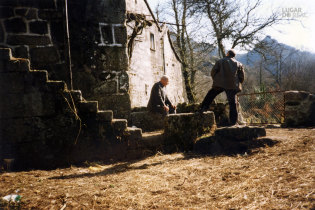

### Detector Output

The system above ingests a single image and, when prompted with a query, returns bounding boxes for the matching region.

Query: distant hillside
[237,36,315,68]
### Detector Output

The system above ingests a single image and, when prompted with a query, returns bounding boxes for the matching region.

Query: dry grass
[0,128,314,209]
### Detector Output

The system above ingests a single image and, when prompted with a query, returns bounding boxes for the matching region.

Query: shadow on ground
[48,137,279,180]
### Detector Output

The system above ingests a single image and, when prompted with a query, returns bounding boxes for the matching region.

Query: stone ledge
[77,101,98,113]
[112,119,128,135]
[284,91,315,127]
[214,125,266,141]
[96,110,113,122]
[194,126,267,155]
[164,111,216,151]
[129,111,164,132]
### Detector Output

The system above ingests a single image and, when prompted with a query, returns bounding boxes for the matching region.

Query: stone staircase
[1,48,142,137]
[0,48,151,168]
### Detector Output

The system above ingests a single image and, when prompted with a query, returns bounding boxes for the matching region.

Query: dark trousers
[201,87,239,125]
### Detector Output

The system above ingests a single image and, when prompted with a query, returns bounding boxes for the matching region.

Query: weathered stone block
[15,8,27,16]
[214,126,266,141]
[141,131,164,149]
[97,94,131,119]
[114,26,127,45]
[3,59,30,72]
[124,127,142,143]
[129,111,164,132]
[0,6,14,18]
[94,80,117,94]
[78,101,98,113]
[0,48,12,61]
[46,81,66,92]
[28,70,48,83]
[4,17,26,33]
[0,72,25,94]
[25,8,38,20]
[14,46,29,58]
[285,91,309,103]
[284,91,315,127]
[23,91,56,117]
[96,110,113,122]
[66,90,83,103]
[30,47,59,63]
[0,93,23,118]
[29,20,48,34]
[164,112,216,151]
[38,10,63,20]
[112,119,127,135]
[7,35,51,45]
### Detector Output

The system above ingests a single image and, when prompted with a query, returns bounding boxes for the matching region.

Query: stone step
[0,58,30,72]
[129,111,164,132]
[77,101,98,113]
[96,110,113,122]
[141,131,164,148]
[62,90,83,103]
[214,125,266,141]
[69,90,83,102]
[46,81,67,92]
[125,127,142,140]
[112,119,128,134]
[194,126,267,155]
[28,70,48,83]
[164,111,216,151]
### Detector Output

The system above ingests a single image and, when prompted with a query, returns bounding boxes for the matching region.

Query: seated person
[147,75,176,115]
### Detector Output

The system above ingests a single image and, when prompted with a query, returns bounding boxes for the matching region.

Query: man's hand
[172,105,177,109]
[163,105,169,112]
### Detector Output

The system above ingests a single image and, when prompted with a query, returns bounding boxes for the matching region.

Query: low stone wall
[164,112,216,151]
[177,102,229,126]
[129,111,164,132]
[284,91,315,127]
[194,125,267,155]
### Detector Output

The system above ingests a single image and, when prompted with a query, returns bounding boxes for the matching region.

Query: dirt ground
[0,128,314,209]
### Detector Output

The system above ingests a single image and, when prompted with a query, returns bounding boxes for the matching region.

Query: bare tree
[189,0,280,58]
[254,38,299,89]
[168,0,196,103]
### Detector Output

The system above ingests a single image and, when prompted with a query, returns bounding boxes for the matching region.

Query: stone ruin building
[0,0,314,170]
[0,0,189,169]
[0,0,186,118]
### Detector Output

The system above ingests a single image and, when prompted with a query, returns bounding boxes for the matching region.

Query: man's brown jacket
[211,56,245,91]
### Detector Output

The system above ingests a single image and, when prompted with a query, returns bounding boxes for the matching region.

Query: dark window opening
[150,33,155,50]
[101,25,113,44]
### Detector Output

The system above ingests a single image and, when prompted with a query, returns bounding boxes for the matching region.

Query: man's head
[160,75,169,87]
[226,49,236,58]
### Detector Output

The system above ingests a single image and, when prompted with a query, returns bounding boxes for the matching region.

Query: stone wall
[67,0,131,118]
[0,0,68,83]
[164,112,216,151]
[284,91,315,127]
[0,48,143,169]
[1,0,187,119]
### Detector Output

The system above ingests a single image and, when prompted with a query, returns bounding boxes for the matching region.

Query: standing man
[199,49,245,125]
[147,75,176,116]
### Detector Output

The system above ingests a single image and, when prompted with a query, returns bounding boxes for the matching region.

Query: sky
[147,0,315,53]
